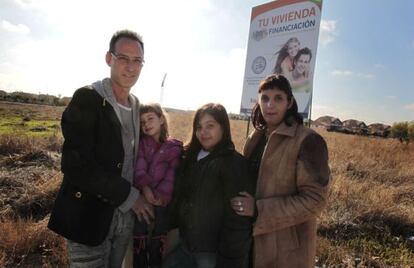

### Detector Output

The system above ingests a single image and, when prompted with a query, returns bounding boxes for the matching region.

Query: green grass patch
[0,116,60,137]
[318,222,414,266]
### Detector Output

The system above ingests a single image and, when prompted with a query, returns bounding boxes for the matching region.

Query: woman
[273,37,301,81]
[231,74,330,268]
[163,103,253,268]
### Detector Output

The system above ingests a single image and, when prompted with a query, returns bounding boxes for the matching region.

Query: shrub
[391,122,409,143]
[408,122,414,142]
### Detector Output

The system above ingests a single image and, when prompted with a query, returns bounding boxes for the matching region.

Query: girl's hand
[142,186,158,205]
[230,192,255,217]
[152,197,163,207]
[143,186,163,206]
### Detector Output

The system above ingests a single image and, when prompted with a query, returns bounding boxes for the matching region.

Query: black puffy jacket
[169,140,254,267]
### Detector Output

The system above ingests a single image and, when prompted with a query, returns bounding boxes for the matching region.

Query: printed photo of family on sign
[272,37,313,116]
[273,37,312,89]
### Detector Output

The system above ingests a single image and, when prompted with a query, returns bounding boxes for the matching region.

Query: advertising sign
[240,0,323,119]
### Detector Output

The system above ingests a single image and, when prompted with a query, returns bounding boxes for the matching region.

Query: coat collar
[141,135,183,150]
[185,139,235,165]
[244,121,299,158]
[271,121,298,138]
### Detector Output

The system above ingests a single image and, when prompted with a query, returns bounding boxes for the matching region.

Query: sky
[0,0,413,125]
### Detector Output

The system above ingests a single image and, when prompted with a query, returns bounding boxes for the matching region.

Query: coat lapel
[255,122,298,197]
[243,129,265,158]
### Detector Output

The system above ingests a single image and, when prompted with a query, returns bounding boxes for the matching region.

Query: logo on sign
[252,29,268,41]
[251,56,266,74]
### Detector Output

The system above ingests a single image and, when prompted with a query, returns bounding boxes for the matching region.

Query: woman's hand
[230,192,255,217]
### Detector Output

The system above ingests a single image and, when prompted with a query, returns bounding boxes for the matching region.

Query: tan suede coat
[243,122,330,268]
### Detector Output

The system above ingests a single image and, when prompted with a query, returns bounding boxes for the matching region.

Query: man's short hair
[109,29,144,53]
[294,47,312,63]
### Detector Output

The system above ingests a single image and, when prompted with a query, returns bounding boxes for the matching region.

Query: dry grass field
[0,101,413,267]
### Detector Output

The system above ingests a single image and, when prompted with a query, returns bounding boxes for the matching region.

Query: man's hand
[132,194,155,224]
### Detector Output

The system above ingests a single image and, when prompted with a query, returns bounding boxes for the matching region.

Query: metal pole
[308,92,313,127]
[160,73,167,106]
[246,115,251,138]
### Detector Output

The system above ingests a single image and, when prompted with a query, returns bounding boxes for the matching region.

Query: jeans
[67,209,135,268]
[162,243,216,268]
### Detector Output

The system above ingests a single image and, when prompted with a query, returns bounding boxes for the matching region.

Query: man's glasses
[111,52,144,67]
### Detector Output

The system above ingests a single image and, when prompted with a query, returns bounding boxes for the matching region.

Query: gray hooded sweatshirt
[92,78,140,213]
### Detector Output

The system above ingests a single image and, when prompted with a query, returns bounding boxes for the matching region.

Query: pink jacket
[133,136,182,206]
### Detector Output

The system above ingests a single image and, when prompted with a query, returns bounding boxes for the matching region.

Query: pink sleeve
[153,146,181,205]
[133,140,153,189]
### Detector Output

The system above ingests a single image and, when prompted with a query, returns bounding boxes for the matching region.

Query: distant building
[368,123,391,137]
[313,116,343,131]
[343,119,368,135]
[0,90,7,100]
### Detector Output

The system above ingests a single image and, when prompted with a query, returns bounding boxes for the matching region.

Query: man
[48,29,154,267]
[290,47,313,115]
[292,47,312,82]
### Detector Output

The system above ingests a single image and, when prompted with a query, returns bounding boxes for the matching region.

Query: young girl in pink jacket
[133,103,182,268]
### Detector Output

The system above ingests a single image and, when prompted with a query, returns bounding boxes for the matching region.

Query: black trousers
[133,205,169,237]
[133,206,169,268]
